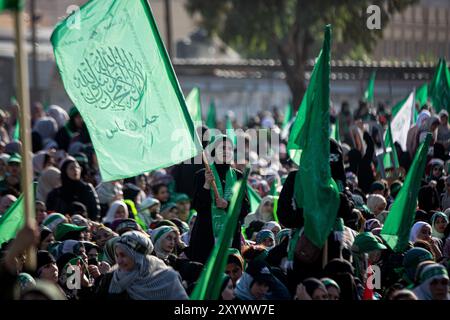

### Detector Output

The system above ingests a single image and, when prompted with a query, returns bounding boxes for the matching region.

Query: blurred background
[0,0,449,122]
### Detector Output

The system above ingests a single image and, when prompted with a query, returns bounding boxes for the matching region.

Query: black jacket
[186,166,250,264]
[46,182,100,220]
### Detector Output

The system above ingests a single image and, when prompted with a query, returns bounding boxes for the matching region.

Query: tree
[185,0,418,109]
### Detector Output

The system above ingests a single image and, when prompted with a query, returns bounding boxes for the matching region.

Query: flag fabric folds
[287,25,340,248]
[51,0,202,181]
[0,195,25,246]
[381,133,432,253]
[190,168,249,300]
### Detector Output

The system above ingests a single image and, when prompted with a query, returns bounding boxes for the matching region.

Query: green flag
[226,115,237,146]
[51,0,202,181]
[0,195,25,246]
[381,133,432,253]
[429,58,450,113]
[190,168,249,300]
[246,183,262,213]
[281,102,294,130]
[269,179,279,197]
[287,25,340,248]
[363,70,376,104]
[382,121,399,170]
[0,0,23,11]
[206,99,217,129]
[186,87,202,128]
[13,121,19,141]
[330,121,340,142]
[415,83,428,108]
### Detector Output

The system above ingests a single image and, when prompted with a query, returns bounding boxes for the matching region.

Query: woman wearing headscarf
[150,225,200,284]
[32,150,55,178]
[262,221,281,238]
[410,221,443,261]
[47,105,69,129]
[418,115,440,146]
[244,196,275,226]
[96,231,188,300]
[55,107,91,152]
[366,194,388,224]
[46,157,100,221]
[187,135,250,264]
[413,262,449,300]
[401,247,434,287]
[321,278,341,300]
[101,236,120,266]
[351,232,387,282]
[430,211,449,240]
[234,261,276,300]
[102,200,129,226]
[39,227,55,251]
[32,117,58,142]
[323,259,359,300]
[255,230,275,249]
[294,278,329,300]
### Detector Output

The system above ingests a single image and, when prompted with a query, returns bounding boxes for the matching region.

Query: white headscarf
[431,212,449,239]
[103,200,129,224]
[47,105,69,129]
[413,263,450,300]
[109,231,188,300]
[409,221,431,243]
[36,166,61,202]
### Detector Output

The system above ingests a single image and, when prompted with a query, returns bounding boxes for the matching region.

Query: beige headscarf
[36,166,61,202]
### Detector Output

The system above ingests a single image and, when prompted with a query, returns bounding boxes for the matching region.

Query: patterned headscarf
[109,231,188,300]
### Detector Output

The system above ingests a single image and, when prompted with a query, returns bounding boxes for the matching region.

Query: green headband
[152,226,175,244]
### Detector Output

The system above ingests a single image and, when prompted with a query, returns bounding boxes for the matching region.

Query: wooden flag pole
[14,8,36,270]
[202,151,220,202]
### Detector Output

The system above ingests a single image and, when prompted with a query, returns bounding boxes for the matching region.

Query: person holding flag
[187,135,250,264]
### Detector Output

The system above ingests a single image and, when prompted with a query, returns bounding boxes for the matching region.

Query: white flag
[390,91,415,151]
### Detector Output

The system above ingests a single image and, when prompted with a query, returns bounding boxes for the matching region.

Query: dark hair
[245,220,265,239]
[242,245,266,262]
[151,183,168,195]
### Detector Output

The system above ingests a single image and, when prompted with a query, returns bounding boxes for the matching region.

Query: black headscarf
[302,277,327,298]
[60,157,85,201]
[323,259,358,301]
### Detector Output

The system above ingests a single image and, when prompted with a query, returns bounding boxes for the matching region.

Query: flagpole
[202,152,220,202]
[14,8,36,270]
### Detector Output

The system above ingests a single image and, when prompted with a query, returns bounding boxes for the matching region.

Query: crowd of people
[0,98,449,300]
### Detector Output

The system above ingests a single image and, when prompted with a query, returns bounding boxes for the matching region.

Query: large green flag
[415,83,428,108]
[281,102,294,130]
[51,0,202,181]
[190,168,249,300]
[287,25,340,248]
[225,115,237,146]
[381,133,432,253]
[382,121,399,170]
[246,183,262,213]
[0,0,23,11]
[206,99,217,129]
[186,87,202,128]
[0,195,25,246]
[429,58,450,113]
[363,70,376,104]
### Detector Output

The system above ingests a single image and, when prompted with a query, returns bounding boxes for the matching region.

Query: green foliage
[186,0,418,59]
